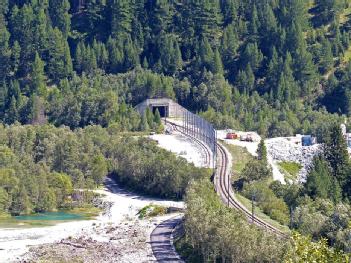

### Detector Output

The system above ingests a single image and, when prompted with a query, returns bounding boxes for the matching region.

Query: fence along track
[167,122,212,167]
[166,120,287,238]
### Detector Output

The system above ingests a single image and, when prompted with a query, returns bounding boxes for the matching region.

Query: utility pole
[251,192,256,224]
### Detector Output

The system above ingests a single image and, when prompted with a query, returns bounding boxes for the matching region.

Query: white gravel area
[266,137,321,182]
[0,179,184,263]
[150,133,209,168]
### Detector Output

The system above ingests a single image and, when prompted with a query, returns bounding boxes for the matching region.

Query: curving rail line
[167,122,212,167]
[166,120,287,238]
[216,143,287,238]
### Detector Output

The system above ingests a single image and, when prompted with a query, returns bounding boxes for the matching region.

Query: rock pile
[265,138,322,182]
[21,219,156,263]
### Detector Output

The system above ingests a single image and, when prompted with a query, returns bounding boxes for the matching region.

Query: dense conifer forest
[0,0,351,135]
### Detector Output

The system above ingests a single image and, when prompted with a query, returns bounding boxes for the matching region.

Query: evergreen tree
[0,11,10,81]
[110,0,132,38]
[0,82,7,119]
[248,4,260,42]
[31,52,46,96]
[140,111,149,131]
[257,139,267,164]
[10,41,20,76]
[198,37,214,71]
[279,0,309,31]
[4,96,18,124]
[212,48,224,75]
[146,107,154,128]
[318,37,334,74]
[241,42,263,73]
[190,0,222,43]
[154,108,161,125]
[305,156,334,200]
[49,0,71,37]
[323,124,350,193]
[46,28,72,82]
[221,24,239,68]
[288,23,317,96]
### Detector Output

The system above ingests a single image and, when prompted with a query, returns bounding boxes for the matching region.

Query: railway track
[166,121,212,167]
[216,143,287,238]
[166,120,287,238]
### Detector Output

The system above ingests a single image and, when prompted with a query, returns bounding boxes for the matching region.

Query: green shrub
[138,204,167,219]
[243,182,289,225]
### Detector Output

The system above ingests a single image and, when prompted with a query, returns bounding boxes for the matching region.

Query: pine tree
[31,52,46,96]
[221,24,239,68]
[279,0,309,31]
[0,82,7,120]
[212,48,224,75]
[4,96,18,124]
[10,41,21,76]
[257,138,267,164]
[315,0,343,25]
[142,57,149,69]
[154,108,161,125]
[248,4,260,42]
[49,0,71,37]
[148,0,174,36]
[123,37,139,71]
[198,37,214,71]
[110,0,132,38]
[0,6,11,81]
[318,37,334,74]
[305,155,333,200]
[245,64,255,94]
[241,42,263,73]
[221,0,238,26]
[287,23,317,96]
[140,111,149,131]
[74,42,82,73]
[259,3,278,54]
[146,107,154,128]
[323,124,350,193]
[47,28,72,81]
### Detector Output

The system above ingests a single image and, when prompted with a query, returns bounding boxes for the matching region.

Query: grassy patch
[137,204,167,219]
[278,161,302,182]
[235,193,290,234]
[224,143,254,180]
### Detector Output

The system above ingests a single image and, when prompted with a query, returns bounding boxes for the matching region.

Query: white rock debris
[265,137,322,182]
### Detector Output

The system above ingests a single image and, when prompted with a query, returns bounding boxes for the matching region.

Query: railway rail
[166,120,287,238]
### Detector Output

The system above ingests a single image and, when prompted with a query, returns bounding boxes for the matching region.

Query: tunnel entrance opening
[152,105,168,118]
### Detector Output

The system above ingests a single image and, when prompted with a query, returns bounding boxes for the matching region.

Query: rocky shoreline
[0,178,184,263]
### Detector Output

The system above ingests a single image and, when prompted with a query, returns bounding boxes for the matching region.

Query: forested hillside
[0,0,351,136]
[0,124,208,216]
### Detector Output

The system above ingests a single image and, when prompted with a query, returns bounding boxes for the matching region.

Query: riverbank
[0,178,184,262]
